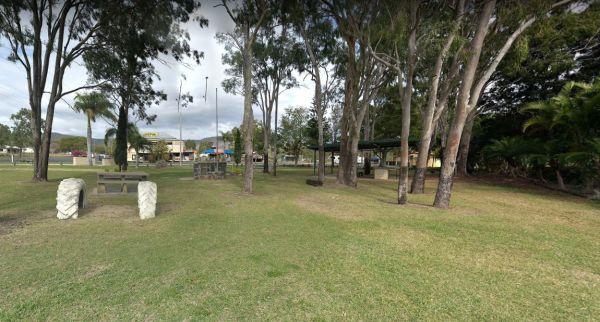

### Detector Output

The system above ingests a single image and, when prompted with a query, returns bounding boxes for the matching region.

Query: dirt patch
[0,210,54,235]
[0,214,26,235]
[83,204,137,219]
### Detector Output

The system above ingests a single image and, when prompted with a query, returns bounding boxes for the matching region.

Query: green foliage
[480,80,600,190]
[305,115,331,147]
[184,140,197,151]
[198,140,213,152]
[128,125,150,156]
[84,0,206,170]
[94,145,106,155]
[9,108,35,150]
[280,107,309,162]
[233,128,242,165]
[149,140,169,162]
[0,123,11,147]
[481,2,600,114]
[104,122,148,159]
[57,137,87,153]
[73,92,114,122]
[252,121,265,152]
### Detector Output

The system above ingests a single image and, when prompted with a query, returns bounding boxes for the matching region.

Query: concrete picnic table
[97,171,149,194]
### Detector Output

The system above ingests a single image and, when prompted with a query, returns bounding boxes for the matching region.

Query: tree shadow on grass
[0,214,25,235]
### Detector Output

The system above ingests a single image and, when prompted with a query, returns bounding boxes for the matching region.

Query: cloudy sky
[0,1,313,140]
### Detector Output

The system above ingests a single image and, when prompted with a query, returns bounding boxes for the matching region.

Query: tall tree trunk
[272,95,279,176]
[457,114,475,176]
[317,105,325,183]
[39,99,58,181]
[31,104,42,180]
[87,115,93,166]
[411,0,464,194]
[555,169,566,191]
[262,105,270,173]
[263,151,269,173]
[299,23,326,183]
[434,0,495,209]
[363,106,372,176]
[242,43,255,193]
[398,1,418,205]
[337,36,358,187]
[135,149,139,168]
[115,105,129,171]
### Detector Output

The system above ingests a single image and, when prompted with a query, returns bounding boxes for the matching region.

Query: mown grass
[0,164,598,320]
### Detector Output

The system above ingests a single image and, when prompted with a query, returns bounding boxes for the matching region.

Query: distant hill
[51,133,230,147]
[51,132,104,146]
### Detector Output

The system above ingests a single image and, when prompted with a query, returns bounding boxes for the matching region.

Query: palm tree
[522,81,600,191]
[104,123,149,168]
[128,126,150,168]
[73,92,114,166]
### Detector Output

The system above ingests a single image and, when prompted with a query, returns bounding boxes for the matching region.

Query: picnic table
[97,172,149,194]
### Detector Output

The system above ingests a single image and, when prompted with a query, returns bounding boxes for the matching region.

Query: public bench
[97,172,149,194]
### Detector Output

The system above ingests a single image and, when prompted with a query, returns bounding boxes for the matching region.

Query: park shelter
[307,138,403,174]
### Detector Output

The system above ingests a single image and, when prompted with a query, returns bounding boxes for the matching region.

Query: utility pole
[215,87,219,173]
[177,79,183,166]
[215,87,219,155]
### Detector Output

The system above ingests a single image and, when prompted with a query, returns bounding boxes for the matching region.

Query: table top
[97,172,149,178]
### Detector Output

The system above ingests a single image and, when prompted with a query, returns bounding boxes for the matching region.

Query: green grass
[0,164,598,320]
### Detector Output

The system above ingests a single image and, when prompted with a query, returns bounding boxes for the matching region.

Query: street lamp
[177,79,183,166]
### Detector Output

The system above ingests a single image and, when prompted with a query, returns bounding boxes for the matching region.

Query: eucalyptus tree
[322,0,387,188]
[10,108,37,161]
[409,0,466,194]
[84,0,206,171]
[369,0,420,204]
[0,0,106,180]
[218,0,270,193]
[290,0,340,183]
[280,106,309,166]
[0,124,10,148]
[457,1,600,176]
[220,6,301,175]
[433,0,578,208]
[0,124,12,162]
[73,92,114,166]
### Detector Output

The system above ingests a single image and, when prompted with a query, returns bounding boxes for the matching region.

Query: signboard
[144,132,159,138]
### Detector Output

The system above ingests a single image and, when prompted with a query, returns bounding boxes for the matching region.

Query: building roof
[307,138,418,152]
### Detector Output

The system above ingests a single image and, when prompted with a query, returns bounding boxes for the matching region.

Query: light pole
[215,87,219,155]
[215,87,219,173]
[177,80,183,166]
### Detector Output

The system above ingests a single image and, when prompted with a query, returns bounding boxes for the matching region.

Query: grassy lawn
[0,165,598,320]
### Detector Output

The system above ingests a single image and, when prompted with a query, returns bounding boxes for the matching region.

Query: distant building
[198,136,231,152]
[0,146,34,154]
[127,132,194,162]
